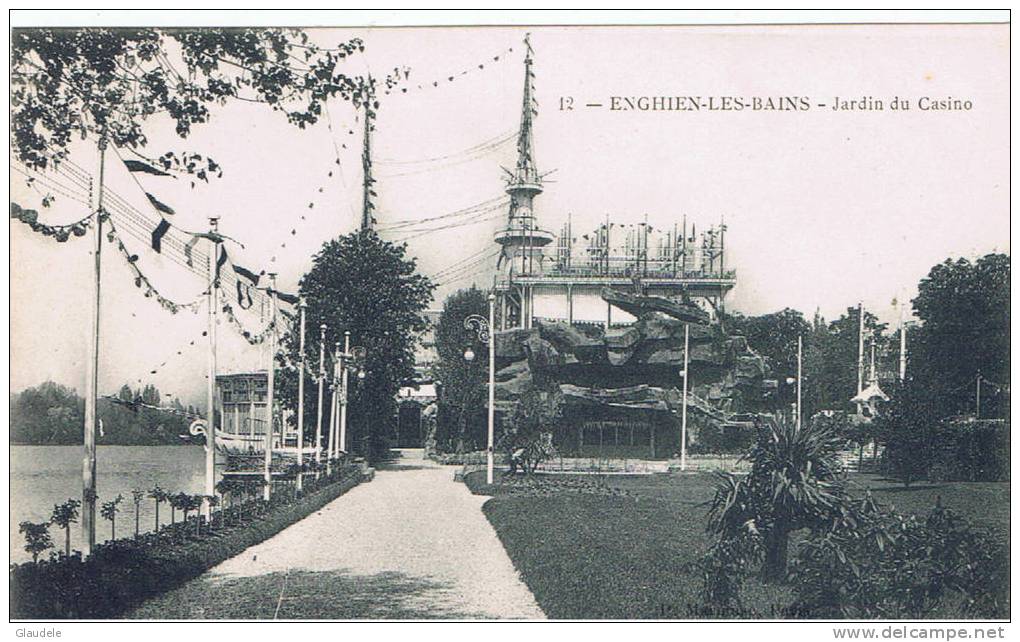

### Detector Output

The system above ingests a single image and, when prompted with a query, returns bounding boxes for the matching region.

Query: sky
[9,23,1010,407]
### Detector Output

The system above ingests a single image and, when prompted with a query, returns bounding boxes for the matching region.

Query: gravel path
[129,449,544,620]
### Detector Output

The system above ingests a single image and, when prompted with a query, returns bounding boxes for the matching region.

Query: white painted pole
[856,301,865,415]
[263,274,277,501]
[315,324,326,464]
[82,138,107,556]
[899,300,907,382]
[296,298,306,492]
[796,334,803,431]
[339,331,350,454]
[680,323,689,472]
[203,218,220,519]
[328,341,339,461]
[487,293,496,484]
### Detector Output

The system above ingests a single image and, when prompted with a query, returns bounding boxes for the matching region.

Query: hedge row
[928,421,1010,482]
[10,466,367,619]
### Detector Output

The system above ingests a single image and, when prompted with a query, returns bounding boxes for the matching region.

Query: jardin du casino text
[561,95,974,112]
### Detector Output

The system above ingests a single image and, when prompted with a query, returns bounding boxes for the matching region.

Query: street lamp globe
[357,369,366,380]
[463,347,476,362]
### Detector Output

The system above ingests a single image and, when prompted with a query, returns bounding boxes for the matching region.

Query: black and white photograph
[6,9,1011,632]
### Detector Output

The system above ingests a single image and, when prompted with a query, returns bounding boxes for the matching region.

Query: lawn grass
[466,470,1009,619]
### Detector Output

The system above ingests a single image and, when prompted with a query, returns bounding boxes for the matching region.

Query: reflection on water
[10,445,211,563]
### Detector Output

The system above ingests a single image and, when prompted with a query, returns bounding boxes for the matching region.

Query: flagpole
[856,301,865,415]
[263,274,277,501]
[339,331,350,454]
[680,323,689,472]
[296,298,307,493]
[204,217,220,519]
[82,136,108,556]
[898,296,907,382]
[315,323,326,465]
[796,334,803,431]
[327,342,338,465]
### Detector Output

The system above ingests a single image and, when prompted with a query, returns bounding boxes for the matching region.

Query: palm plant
[131,489,145,537]
[149,485,168,532]
[19,521,53,563]
[100,494,123,540]
[49,499,81,557]
[707,418,849,582]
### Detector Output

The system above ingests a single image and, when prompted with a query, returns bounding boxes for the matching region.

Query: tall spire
[514,33,539,186]
[504,33,543,228]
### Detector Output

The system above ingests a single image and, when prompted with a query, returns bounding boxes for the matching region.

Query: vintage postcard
[7,9,1010,633]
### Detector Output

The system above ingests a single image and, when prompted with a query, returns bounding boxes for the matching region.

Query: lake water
[10,445,212,563]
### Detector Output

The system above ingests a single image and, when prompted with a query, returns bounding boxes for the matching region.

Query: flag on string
[274,291,299,305]
[233,264,260,285]
[236,279,254,310]
[150,219,171,253]
[144,193,176,216]
[184,235,200,267]
[123,159,172,177]
[215,245,227,280]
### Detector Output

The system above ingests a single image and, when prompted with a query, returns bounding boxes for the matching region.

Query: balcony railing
[505,252,735,281]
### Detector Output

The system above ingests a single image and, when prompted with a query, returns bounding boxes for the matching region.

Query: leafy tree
[19,521,53,563]
[9,382,84,444]
[796,307,889,418]
[872,380,938,486]
[726,308,810,381]
[433,287,494,453]
[707,419,849,582]
[10,381,192,445]
[909,254,1009,419]
[277,231,434,461]
[11,28,383,181]
[100,494,124,540]
[50,499,81,556]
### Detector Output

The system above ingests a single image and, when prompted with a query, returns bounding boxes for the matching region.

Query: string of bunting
[105,211,206,315]
[260,100,368,264]
[11,160,92,208]
[220,298,276,345]
[138,326,209,380]
[380,44,516,96]
[102,395,203,420]
[10,201,94,241]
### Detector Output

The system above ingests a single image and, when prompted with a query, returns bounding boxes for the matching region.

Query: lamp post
[339,331,350,454]
[296,298,306,492]
[263,273,277,502]
[315,324,326,465]
[464,292,496,484]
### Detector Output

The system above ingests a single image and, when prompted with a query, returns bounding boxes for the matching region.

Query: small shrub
[790,498,1008,618]
[19,521,54,563]
[10,465,368,619]
[50,499,81,557]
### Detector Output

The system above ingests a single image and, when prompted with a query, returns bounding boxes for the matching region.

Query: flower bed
[10,465,368,619]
